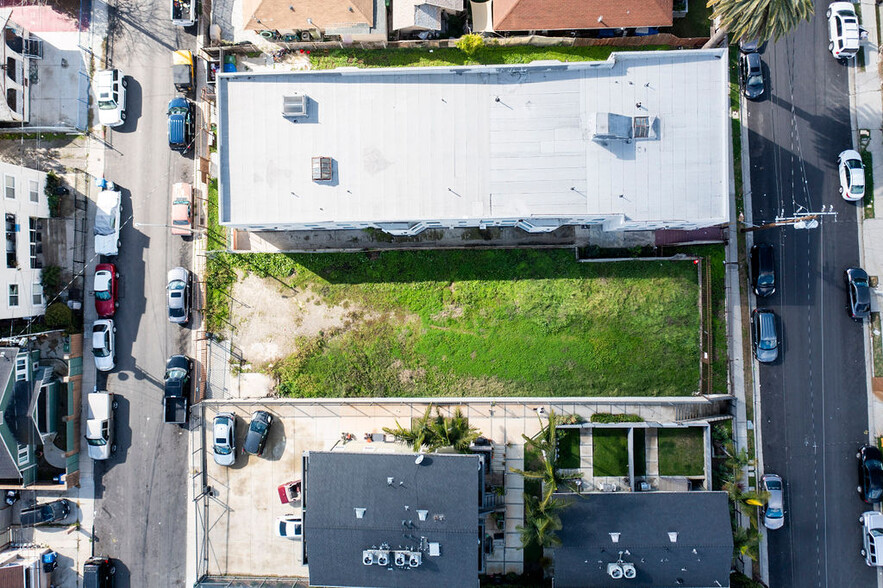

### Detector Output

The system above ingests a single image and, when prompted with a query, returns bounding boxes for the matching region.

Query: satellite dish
[415,454,425,465]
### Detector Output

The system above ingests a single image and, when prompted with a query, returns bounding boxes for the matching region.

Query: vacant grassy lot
[209,249,701,398]
[658,428,705,476]
[592,428,629,477]
[310,45,670,70]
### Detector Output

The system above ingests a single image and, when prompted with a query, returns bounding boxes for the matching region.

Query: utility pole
[739,206,837,233]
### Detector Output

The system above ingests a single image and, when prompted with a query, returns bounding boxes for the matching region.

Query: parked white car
[91,319,116,372]
[94,190,121,256]
[838,149,866,201]
[212,412,236,467]
[95,69,127,127]
[275,514,302,539]
[85,390,117,460]
[861,511,883,566]
[827,2,861,60]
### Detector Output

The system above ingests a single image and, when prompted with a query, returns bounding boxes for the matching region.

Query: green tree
[511,450,583,505]
[383,405,480,452]
[517,493,566,550]
[706,0,814,46]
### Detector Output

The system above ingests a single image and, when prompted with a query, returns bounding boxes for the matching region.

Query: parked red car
[93,263,118,318]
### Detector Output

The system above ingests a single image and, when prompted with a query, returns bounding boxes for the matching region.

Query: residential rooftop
[218,49,729,235]
[302,451,483,588]
[552,491,733,588]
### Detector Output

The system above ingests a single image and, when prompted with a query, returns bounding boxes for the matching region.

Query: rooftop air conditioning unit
[283,93,308,117]
[394,551,408,567]
[607,563,624,579]
[622,563,636,579]
[376,551,389,566]
[362,550,375,566]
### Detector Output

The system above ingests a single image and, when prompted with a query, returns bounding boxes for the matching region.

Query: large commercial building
[218,49,729,236]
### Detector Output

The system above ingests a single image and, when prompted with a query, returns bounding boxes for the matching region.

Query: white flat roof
[218,49,730,228]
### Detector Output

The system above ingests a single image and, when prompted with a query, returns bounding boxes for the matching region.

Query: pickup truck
[94,189,121,256]
[171,0,195,27]
[85,390,116,460]
[163,355,191,424]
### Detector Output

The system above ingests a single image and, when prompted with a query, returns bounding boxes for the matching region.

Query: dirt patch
[227,273,362,366]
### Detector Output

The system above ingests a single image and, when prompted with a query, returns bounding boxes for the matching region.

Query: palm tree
[383,405,480,452]
[705,0,814,48]
[511,450,584,504]
[521,409,563,456]
[517,493,566,550]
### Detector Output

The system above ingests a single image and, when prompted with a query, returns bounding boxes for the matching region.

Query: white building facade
[0,161,47,319]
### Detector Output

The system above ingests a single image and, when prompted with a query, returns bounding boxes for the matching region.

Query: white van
[861,511,883,566]
[95,69,127,127]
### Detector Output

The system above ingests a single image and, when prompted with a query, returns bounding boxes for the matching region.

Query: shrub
[44,302,72,330]
[40,265,62,301]
[44,171,62,217]
[590,413,644,423]
[456,34,484,56]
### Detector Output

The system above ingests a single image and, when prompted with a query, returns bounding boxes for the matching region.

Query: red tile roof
[492,0,673,31]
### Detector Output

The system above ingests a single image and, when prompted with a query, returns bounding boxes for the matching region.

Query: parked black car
[846,267,871,320]
[244,410,274,456]
[84,556,116,588]
[739,51,765,100]
[858,444,883,503]
[750,243,775,297]
[20,499,71,526]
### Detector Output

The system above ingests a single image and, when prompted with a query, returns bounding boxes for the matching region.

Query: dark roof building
[302,451,485,588]
[552,492,733,588]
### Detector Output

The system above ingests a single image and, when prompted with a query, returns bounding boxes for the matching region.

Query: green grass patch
[556,429,580,469]
[862,148,874,218]
[657,428,705,475]
[223,249,702,397]
[634,429,646,477]
[670,0,712,38]
[310,45,670,70]
[728,46,740,113]
[592,428,629,477]
[871,313,883,376]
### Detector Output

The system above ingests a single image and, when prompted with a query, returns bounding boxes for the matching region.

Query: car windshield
[173,219,189,226]
[167,367,187,380]
[766,479,782,490]
[852,185,865,194]
[87,437,106,446]
[98,99,116,110]
[748,76,763,89]
[766,507,783,518]
[251,420,268,434]
[871,488,883,501]
[93,341,109,357]
[169,105,188,115]
[215,442,231,455]
[868,459,883,471]
[872,529,883,537]
[847,159,863,169]
[759,339,776,350]
[95,290,111,301]
[758,274,774,286]
[169,280,186,291]
[169,306,184,317]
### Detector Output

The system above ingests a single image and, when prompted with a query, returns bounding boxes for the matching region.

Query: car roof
[745,52,762,67]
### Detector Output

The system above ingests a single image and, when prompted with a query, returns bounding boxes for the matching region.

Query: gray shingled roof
[303,451,482,588]
[552,492,733,588]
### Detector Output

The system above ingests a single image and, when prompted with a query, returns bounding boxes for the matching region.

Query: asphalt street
[746,3,874,586]
[88,3,195,586]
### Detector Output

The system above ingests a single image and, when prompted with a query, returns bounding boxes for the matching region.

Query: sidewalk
[854,0,883,445]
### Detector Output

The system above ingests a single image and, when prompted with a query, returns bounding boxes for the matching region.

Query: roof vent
[312,156,333,181]
[283,93,308,117]
[668,532,678,543]
[622,563,637,579]
[354,508,366,519]
[409,552,422,567]
[415,454,425,465]
[377,550,389,566]
[362,550,375,565]
[607,563,624,579]
[394,551,407,567]
[417,509,428,521]
[609,532,620,543]
[387,477,395,486]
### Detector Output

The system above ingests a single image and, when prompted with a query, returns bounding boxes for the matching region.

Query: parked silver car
[762,473,784,530]
[91,319,116,372]
[212,412,236,467]
[167,267,191,324]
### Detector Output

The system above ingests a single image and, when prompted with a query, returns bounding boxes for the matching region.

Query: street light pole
[133,222,205,235]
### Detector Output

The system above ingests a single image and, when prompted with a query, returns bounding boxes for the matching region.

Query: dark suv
[858,444,883,503]
[750,243,775,297]
[20,499,70,526]
[846,267,871,320]
[167,97,194,153]
[244,410,273,456]
[84,556,116,588]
